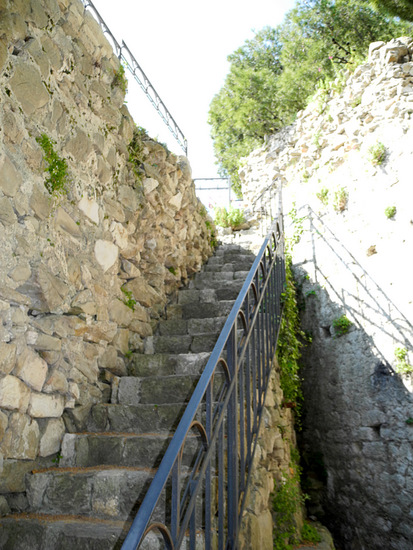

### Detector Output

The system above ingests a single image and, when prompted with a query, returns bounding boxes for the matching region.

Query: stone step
[87,403,189,434]
[117,374,199,405]
[117,373,226,406]
[189,274,248,290]
[0,514,203,549]
[0,514,130,550]
[127,352,210,377]
[60,432,201,470]
[158,316,226,336]
[203,259,254,272]
[25,466,157,522]
[180,300,234,319]
[152,332,220,354]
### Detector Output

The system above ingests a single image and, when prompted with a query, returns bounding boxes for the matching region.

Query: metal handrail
[122,194,285,549]
[251,181,280,237]
[81,0,188,155]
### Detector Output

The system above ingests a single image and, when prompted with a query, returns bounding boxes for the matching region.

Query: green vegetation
[128,126,148,181]
[208,0,412,194]
[36,133,69,196]
[277,255,304,410]
[367,141,386,165]
[112,63,128,93]
[316,187,329,205]
[333,187,348,212]
[394,347,413,374]
[369,0,413,21]
[301,521,322,544]
[120,287,136,311]
[213,205,245,230]
[332,314,352,336]
[205,219,218,249]
[385,205,397,219]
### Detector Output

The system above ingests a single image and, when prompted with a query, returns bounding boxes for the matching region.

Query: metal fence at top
[81,0,188,155]
[121,193,285,549]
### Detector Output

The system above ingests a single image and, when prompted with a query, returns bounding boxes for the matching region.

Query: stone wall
[0,0,213,495]
[240,39,413,549]
[238,361,303,550]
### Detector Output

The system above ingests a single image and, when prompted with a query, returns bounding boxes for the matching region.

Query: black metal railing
[122,196,285,549]
[81,0,188,155]
[250,181,280,237]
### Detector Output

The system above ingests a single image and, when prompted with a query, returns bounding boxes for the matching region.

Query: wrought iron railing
[81,0,188,155]
[250,181,280,237]
[122,195,285,549]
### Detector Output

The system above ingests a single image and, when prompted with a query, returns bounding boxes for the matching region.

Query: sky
[89,0,296,194]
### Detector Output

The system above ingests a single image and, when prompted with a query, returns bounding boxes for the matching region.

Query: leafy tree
[368,0,413,21]
[208,27,282,196]
[275,0,412,122]
[209,0,413,197]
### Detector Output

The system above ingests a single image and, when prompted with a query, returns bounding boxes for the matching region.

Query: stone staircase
[0,242,256,550]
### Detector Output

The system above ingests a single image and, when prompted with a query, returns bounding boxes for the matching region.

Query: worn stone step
[0,514,130,550]
[152,332,220,354]
[117,372,226,406]
[127,352,210,377]
[203,261,253,273]
[158,316,226,336]
[60,432,201,470]
[190,274,247,290]
[117,374,199,405]
[180,300,234,319]
[25,466,157,522]
[177,288,218,305]
[0,514,203,550]
[87,403,188,434]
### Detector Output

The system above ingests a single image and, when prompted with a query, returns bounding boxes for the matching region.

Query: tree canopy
[369,0,413,21]
[208,0,413,196]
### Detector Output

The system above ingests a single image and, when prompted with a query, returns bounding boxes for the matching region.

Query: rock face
[0,0,214,499]
[241,39,413,549]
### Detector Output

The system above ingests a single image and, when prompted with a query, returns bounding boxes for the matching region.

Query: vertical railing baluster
[205,383,212,549]
[227,324,238,546]
[189,482,196,549]
[171,456,181,543]
[218,419,224,550]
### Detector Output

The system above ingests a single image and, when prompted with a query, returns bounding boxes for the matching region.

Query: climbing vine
[277,254,304,412]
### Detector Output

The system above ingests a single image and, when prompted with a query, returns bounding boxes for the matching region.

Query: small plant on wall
[36,133,69,196]
[367,141,386,166]
[332,314,352,336]
[333,187,348,212]
[384,206,396,219]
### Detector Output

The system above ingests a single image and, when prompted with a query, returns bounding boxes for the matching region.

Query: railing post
[227,323,238,547]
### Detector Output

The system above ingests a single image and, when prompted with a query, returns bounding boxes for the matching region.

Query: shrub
[384,206,396,219]
[213,206,245,229]
[394,347,413,375]
[316,187,329,205]
[333,187,348,212]
[332,314,352,336]
[367,141,386,166]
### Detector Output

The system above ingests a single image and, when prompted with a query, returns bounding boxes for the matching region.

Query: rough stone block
[39,418,65,457]
[0,375,31,412]
[9,59,49,115]
[15,348,48,391]
[28,392,65,418]
[0,412,39,459]
[0,153,22,197]
[0,342,17,374]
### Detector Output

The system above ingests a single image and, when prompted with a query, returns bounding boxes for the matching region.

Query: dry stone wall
[0,0,213,496]
[241,39,413,549]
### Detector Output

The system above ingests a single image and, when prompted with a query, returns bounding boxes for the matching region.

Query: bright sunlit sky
[90,0,296,181]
